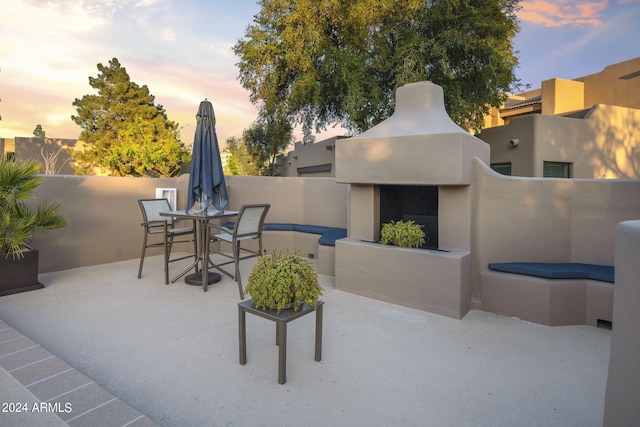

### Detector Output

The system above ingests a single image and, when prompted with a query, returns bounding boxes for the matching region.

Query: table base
[185,272,221,286]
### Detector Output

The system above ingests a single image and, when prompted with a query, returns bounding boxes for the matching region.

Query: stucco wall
[472,159,640,306]
[225,175,348,228]
[30,175,348,273]
[541,78,584,115]
[15,137,78,175]
[478,104,640,178]
[279,136,343,177]
[604,220,640,426]
[579,57,640,110]
[477,116,536,176]
[25,165,640,316]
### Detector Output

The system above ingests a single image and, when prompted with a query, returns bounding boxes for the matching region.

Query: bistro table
[160,209,238,291]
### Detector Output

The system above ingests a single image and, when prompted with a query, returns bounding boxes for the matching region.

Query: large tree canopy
[234,0,520,135]
[71,58,190,177]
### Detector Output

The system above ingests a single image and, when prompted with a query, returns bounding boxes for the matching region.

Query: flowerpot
[252,300,303,312]
[0,249,43,296]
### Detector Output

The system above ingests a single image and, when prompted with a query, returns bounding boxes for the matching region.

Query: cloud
[518,0,609,27]
[135,0,159,6]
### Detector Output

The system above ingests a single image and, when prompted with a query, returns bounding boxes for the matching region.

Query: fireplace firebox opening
[379,185,438,249]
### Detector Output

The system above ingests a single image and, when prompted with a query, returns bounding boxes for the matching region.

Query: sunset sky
[1,0,638,145]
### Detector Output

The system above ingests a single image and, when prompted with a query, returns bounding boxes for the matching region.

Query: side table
[238,299,324,384]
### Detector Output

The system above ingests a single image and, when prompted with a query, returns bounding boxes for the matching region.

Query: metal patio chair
[137,198,197,284]
[207,204,270,299]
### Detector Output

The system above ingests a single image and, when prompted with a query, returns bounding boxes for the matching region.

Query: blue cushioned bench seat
[223,222,347,246]
[488,262,614,283]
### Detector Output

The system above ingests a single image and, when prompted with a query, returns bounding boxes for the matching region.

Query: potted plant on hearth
[245,250,323,313]
[0,158,68,296]
[380,219,426,248]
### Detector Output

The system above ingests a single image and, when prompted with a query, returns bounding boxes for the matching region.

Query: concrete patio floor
[0,254,611,427]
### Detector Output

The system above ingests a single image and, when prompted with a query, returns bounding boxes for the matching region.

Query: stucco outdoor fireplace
[334,81,490,319]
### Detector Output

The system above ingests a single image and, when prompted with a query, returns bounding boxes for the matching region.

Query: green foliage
[33,124,46,139]
[71,58,190,177]
[224,118,292,176]
[223,136,261,176]
[0,158,67,259]
[245,250,323,313]
[380,220,425,248]
[242,118,292,176]
[234,0,520,136]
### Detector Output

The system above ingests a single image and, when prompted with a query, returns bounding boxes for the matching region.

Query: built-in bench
[480,262,614,327]
[223,222,347,246]
[221,222,347,276]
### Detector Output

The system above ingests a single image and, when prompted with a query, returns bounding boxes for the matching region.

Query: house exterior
[278,135,348,177]
[278,57,640,180]
[478,57,640,178]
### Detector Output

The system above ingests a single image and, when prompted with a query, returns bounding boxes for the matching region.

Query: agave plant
[0,158,67,259]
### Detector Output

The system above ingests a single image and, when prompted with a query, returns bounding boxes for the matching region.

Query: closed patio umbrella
[186,99,229,213]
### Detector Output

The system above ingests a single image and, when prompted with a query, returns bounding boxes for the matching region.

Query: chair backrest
[139,199,173,226]
[235,204,270,236]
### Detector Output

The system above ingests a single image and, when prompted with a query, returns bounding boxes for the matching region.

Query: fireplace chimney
[336,81,489,186]
[334,82,491,319]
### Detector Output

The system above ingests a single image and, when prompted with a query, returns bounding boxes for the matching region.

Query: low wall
[604,220,640,426]
[472,160,640,308]
[31,175,348,274]
[31,175,188,273]
[225,176,348,228]
[26,166,640,321]
[336,238,471,319]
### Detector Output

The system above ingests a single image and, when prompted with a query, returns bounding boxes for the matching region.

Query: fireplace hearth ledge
[335,237,471,319]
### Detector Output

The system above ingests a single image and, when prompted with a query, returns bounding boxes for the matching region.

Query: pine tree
[33,124,46,139]
[71,58,189,177]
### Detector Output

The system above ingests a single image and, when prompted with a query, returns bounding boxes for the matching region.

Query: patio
[0,254,610,427]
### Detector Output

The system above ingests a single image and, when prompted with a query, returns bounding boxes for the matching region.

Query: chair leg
[138,232,148,279]
[192,221,198,272]
[235,241,244,299]
[164,235,172,285]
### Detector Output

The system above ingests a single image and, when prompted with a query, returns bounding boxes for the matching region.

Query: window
[543,162,571,178]
[491,163,512,176]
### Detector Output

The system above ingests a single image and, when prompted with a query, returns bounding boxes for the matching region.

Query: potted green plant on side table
[0,158,68,296]
[380,219,426,248]
[245,249,323,313]
[240,250,324,384]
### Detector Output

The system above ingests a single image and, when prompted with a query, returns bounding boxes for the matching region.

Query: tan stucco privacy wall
[28,162,640,310]
[604,220,640,427]
[30,174,187,273]
[30,174,348,274]
[472,159,640,306]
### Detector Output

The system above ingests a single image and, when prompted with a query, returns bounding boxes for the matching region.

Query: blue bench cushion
[292,224,330,234]
[488,262,614,283]
[264,223,295,231]
[318,228,348,246]
[222,222,346,246]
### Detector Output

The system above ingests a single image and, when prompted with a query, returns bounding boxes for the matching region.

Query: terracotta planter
[0,249,43,296]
